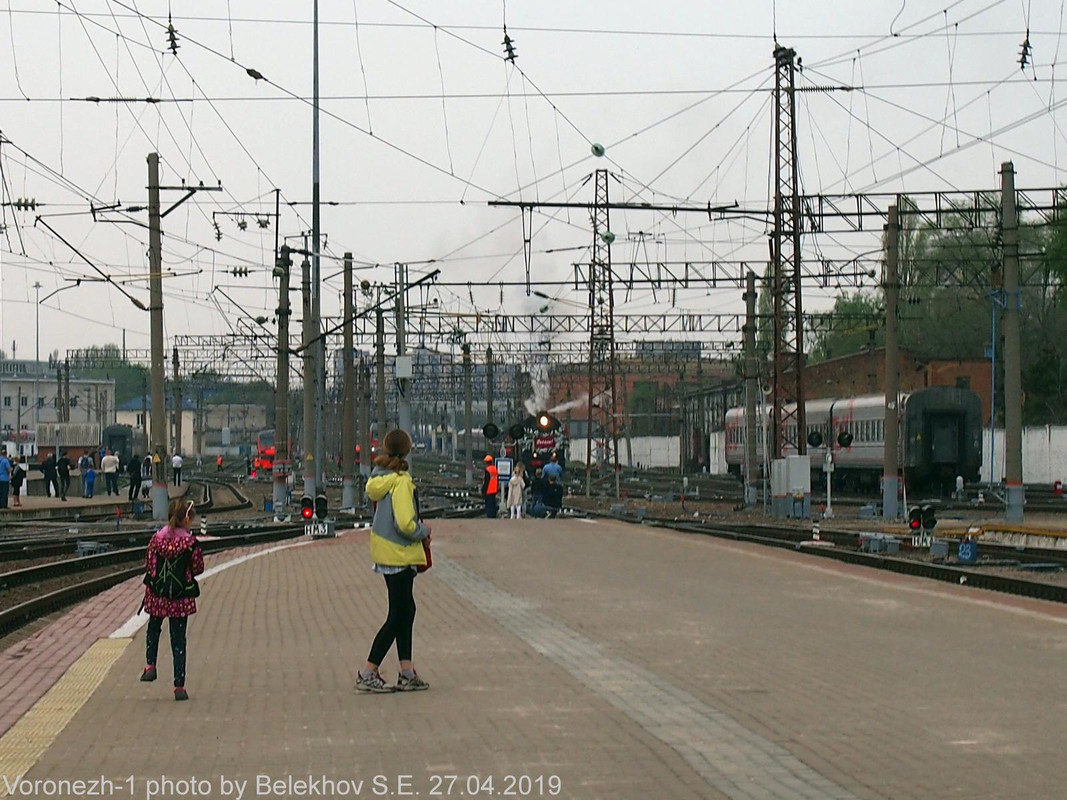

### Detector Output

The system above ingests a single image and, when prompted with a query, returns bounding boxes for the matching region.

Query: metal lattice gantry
[771,43,807,461]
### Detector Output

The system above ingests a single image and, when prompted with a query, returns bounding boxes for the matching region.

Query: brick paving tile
[7,519,1067,799]
[0,539,305,739]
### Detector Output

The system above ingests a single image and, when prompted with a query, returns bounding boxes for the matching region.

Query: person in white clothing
[506,462,526,519]
[100,450,120,496]
[171,453,184,486]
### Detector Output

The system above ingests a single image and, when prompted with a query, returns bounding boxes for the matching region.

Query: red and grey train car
[725,387,983,492]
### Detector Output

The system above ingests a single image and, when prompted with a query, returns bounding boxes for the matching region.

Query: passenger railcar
[102,423,148,466]
[724,387,982,493]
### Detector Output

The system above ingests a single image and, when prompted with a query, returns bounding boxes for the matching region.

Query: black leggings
[368,569,416,665]
[146,615,189,687]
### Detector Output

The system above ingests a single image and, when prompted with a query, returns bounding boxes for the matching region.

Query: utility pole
[743,271,759,508]
[375,303,386,441]
[1001,162,1024,521]
[147,153,168,520]
[883,205,901,520]
[395,263,412,434]
[463,343,473,487]
[342,253,356,509]
[274,245,292,511]
[301,253,315,497]
[172,346,182,458]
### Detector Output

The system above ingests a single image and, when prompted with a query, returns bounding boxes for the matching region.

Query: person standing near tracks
[481,454,500,519]
[542,452,563,482]
[10,455,25,507]
[127,454,142,502]
[172,453,183,486]
[56,450,72,501]
[101,449,120,496]
[139,498,204,701]
[0,448,10,509]
[356,428,431,694]
[41,452,59,498]
[507,462,526,519]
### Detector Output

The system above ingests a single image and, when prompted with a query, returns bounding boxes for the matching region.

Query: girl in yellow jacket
[356,429,432,693]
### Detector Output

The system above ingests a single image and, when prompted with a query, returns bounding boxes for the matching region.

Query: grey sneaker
[396,672,430,692]
[355,670,395,693]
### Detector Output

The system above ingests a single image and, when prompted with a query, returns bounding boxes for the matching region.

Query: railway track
[595,512,1067,604]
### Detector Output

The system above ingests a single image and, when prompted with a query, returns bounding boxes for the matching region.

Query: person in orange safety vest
[481,455,499,519]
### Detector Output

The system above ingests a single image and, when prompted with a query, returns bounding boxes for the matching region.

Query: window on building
[37,398,44,408]
[20,395,27,407]
[2,396,9,407]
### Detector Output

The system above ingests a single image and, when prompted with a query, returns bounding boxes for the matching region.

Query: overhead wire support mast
[771,43,806,466]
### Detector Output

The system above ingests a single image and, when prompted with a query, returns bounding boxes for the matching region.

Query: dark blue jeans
[0,481,8,509]
[146,615,189,687]
[485,494,498,518]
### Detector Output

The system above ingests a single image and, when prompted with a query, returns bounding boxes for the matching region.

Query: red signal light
[909,518,921,530]
[301,506,314,519]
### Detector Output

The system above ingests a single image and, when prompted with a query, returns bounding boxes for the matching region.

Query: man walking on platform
[481,454,499,519]
[101,449,120,496]
[172,453,184,486]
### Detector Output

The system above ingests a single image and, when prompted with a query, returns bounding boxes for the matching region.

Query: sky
[0,0,1065,373]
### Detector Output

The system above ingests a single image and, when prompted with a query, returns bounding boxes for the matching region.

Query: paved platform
[0,484,189,520]
[1,517,1066,799]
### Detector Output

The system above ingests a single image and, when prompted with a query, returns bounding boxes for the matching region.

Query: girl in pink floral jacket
[140,498,204,701]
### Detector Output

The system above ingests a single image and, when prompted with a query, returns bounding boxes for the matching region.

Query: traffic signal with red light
[921,504,936,531]
[301,495,314,520]
[315,493,328,521]
[908,506,922,531]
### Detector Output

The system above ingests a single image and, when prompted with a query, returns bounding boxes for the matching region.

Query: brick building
[795,347,991,424]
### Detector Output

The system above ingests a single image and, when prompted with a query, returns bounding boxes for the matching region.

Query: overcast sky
[0,0,1064,368]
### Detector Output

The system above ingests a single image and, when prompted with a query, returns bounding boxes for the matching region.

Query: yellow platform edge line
[0,637,130,796]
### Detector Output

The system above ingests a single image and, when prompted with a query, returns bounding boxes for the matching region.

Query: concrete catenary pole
[486,346,494,424]
[375,302,386,444]
[1001,162,1024,521]
[395,263,412,434]
[342,253,356,509]
[172,347,182,459]
[359,360,371,501]
[744,271,759,508]
[883,205,901,520]
[463,343,473,487]
[147,153,168,521]
[273,245,291,512]
[301,254,315,497]
[311,0,324,495]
